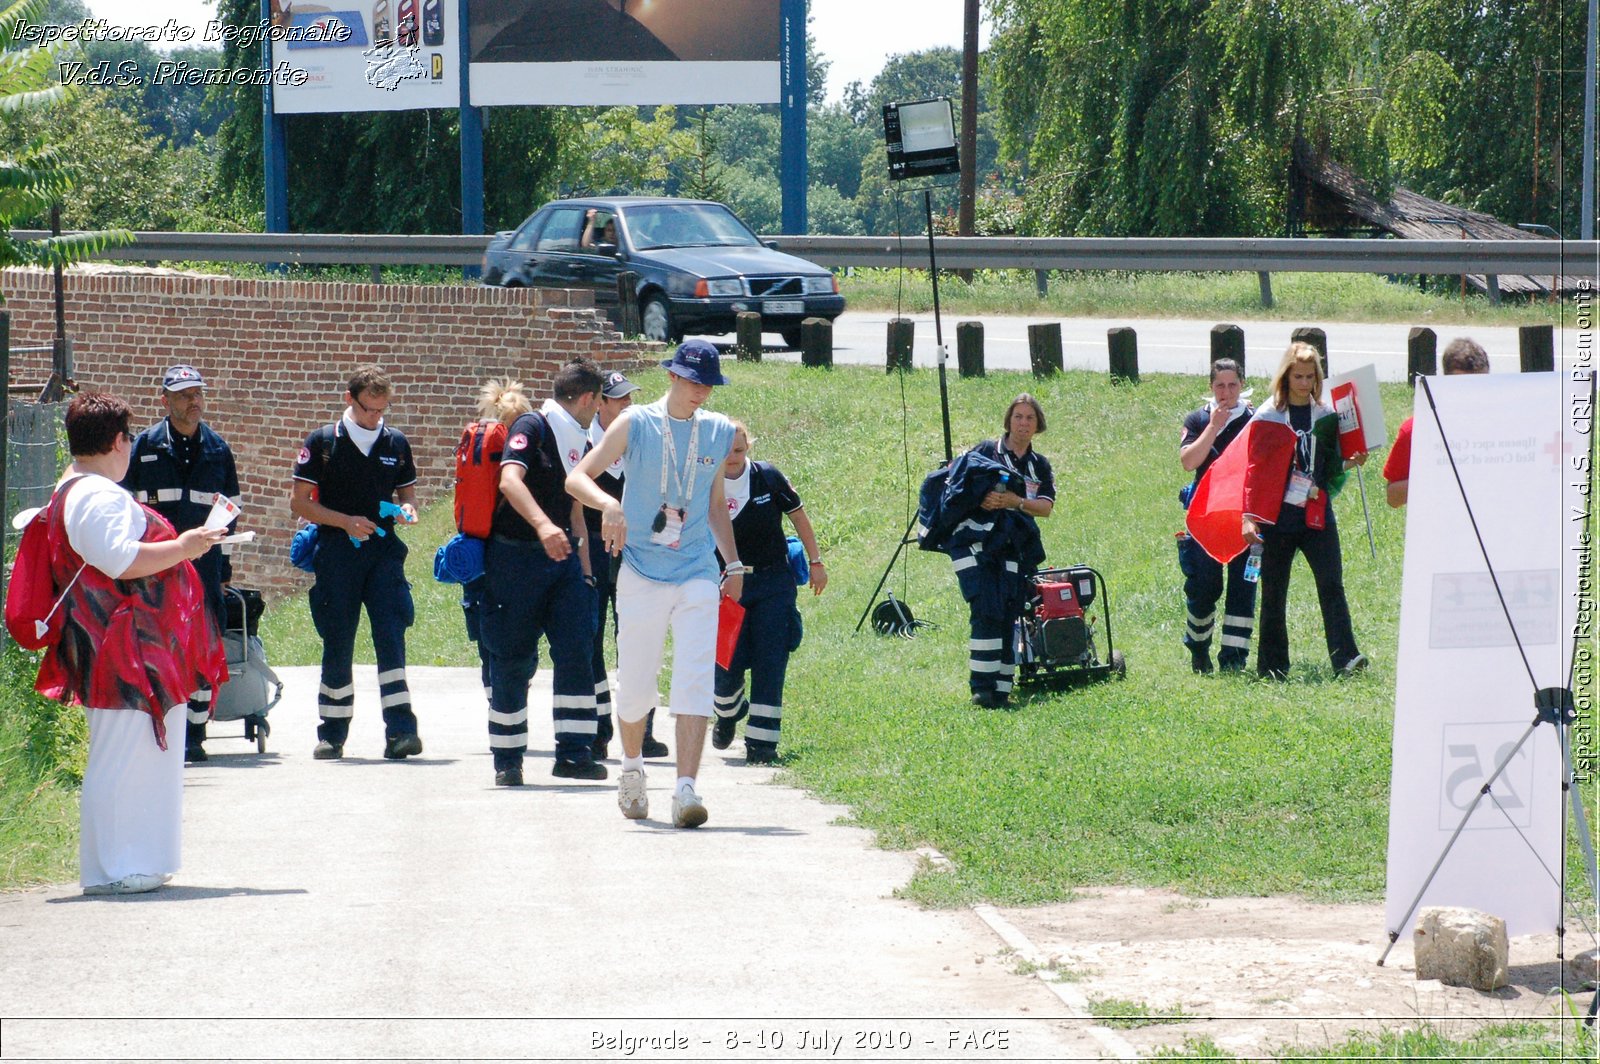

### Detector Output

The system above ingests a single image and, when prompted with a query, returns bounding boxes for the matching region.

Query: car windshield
[623,203,761,251]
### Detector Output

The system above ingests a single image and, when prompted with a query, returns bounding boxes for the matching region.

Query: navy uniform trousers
[968,606,1016,698]
[460,574,492,708]
[482,536,598,769]
[309,531,416,744]
[1177,534,1257,669]
[713,567,799,756]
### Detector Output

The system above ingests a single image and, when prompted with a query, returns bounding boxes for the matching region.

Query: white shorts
[614,564,719,723]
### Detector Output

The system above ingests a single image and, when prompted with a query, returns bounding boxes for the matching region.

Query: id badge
[1024,478,1040,500]
[650,505,685,549]
[1284,470,1313,507]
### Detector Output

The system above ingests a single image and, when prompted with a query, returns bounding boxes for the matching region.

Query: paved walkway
[0,667,1102,1061]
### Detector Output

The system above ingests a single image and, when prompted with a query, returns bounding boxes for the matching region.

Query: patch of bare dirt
[990,887,1592,1058]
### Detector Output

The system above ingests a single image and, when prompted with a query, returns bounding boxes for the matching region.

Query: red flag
[716,594,746,671]
[1186,418,1297,563]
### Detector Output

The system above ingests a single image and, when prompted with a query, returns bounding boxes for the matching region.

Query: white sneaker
[82,873,166,896]
[617,768,649,820]
[671,786,708,829]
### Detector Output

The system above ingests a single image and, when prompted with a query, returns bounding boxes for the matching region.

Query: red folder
[716,594,746,670]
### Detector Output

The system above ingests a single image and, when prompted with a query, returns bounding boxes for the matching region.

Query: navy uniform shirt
[122,417,240,585]
[725,461,803,571]
[1181,403,1254,484]
[492,411,576,541]
[292,420,417,533]
[972,437,1055,505]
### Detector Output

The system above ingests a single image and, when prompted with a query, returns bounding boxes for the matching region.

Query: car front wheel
[780,327,804,350]
[641,294,677,343]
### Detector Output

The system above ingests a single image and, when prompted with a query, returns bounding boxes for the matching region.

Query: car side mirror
[762,239,779,250]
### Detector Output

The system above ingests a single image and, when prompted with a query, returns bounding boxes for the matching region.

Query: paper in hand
[203,493,242,530]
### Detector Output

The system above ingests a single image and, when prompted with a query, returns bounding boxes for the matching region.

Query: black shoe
[1259,668,1290,682]
[313,740,344,760]
[641,737,670,758]
[184,745,208,764]
[1218,659,1247,674]
[712,714,737,750]
[1189,648,1214,674]
[552,759,608,780]
[591,739,610,762]
[745,744,778,765]
[494,766,524,787]
[971,691,1010,709]
[383,734,423,760]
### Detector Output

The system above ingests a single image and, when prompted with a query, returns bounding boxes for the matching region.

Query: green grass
[252,359,1596,910]
[1151,1016,1596,1060]
[1089,997,1195,1028]
[0,643,86,889]
[839,268,1565,326]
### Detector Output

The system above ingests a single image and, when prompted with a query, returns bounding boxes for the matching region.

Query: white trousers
[80,704,185,888]
[614,565,718,723]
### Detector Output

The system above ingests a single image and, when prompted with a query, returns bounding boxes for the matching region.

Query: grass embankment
[254,360,1595,911]
[1153,1019,1594,1060]
[838,268,1565,327]
[0,644,84,888]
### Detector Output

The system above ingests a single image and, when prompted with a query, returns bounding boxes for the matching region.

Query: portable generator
[1016,565,1126,688]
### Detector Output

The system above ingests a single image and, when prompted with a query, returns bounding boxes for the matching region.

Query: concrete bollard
[1407,328,1437,387]
[735,312,763,361]
[1028,323,1063,378]
[956,321,985,378]
[800,317,832,368]
[1519,324,1554,373]
[1210,324,1245,376]
[1107,326,1139,383]
[1291,326,1328,376]
[887,318,914,373]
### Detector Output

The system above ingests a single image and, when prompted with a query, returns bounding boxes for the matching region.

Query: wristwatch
[723,562,749,576]
[809,558,824,566]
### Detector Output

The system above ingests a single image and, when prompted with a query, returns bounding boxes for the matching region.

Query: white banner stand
[1382,371,1596,970]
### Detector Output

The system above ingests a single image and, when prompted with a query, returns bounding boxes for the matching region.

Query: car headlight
[802,275,837,295]
[696,278,743,297]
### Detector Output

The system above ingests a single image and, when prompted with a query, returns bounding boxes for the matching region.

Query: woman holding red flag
[1237,343,1369,680]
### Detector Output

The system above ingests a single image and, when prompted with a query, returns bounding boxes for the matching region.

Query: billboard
[272,0,461,113]
[467,0,780,107]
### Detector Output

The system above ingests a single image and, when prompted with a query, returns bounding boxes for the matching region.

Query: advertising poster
[467,0,780,106]
[272,0,461,113]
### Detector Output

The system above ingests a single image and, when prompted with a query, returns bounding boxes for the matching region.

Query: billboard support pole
[261,0,288,241]
[779,0,807,235]
[459,0,484,279]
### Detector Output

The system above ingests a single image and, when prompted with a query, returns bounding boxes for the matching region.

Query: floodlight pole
[925,189,953,464]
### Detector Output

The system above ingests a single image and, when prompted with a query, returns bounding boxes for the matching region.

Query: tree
[0,0,128,271]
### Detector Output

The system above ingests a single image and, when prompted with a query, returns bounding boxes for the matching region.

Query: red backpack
[5,477,88,651]
[454,419,506,538]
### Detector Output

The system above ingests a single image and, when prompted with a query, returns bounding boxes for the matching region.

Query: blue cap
[659,339,729,387]
[162,364,205,391]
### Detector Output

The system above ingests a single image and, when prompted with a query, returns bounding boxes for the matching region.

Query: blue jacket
[121,419,239,622]
[916,451,1045,616]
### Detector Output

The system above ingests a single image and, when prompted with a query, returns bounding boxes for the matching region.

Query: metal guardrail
[16,230,1600,276]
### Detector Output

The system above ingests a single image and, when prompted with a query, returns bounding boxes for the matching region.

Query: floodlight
[884,97,960,182]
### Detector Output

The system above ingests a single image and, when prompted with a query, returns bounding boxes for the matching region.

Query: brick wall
[3,267,650,596]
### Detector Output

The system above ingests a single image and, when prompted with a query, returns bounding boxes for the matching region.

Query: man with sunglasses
[121,364,240,763]
[290,366,422,761]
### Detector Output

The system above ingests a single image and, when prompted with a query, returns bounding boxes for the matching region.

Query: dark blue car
[481,197,845,348]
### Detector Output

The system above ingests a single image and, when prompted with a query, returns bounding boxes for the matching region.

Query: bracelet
[809,558,823,566]
[724,562,748,576]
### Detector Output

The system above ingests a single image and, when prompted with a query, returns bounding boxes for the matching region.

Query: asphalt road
[691,312,1584,382]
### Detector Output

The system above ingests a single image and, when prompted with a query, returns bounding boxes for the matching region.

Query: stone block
[1413,906,1509,991]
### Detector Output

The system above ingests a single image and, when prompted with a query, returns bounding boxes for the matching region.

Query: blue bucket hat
[659,339,729,387]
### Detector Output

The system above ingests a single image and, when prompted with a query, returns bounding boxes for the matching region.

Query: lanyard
[998,438,1032,479]
[658,408,700,511]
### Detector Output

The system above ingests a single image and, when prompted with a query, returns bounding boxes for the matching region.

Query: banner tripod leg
[1378,717,1543,967]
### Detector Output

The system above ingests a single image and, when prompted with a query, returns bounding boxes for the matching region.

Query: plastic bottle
[1243,542,1263,583]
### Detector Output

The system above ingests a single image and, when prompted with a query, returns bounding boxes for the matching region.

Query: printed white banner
[1384,371,1588,938]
